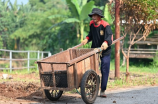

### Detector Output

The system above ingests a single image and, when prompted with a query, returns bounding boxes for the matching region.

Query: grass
[107,60,158,89]
[0,68,40,83]
[1,68,39,74]
[110,59,158,73]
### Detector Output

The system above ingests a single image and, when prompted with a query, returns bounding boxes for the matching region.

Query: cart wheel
[81,70,99,104]
[44,90,63,101]
[98,75,100,84]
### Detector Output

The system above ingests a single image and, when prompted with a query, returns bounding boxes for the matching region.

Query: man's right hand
[81,38,88,45]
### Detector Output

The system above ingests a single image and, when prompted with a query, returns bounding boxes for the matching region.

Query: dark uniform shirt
[86,20,113,56]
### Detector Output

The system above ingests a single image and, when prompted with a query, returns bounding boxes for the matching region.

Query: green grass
[1,68,39,74]
[107,59,158,89]
[0,68,39,83]
[110,59,158,73]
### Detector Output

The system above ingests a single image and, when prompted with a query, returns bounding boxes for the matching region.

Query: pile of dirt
[0,82,43,100]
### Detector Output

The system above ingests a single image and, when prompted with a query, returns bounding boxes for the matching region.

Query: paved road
[1,86,158,104]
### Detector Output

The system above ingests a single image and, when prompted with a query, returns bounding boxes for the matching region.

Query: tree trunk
[126,45,131,82]
[126,57,130,82]
[80,21,84,41]
[14,38,17,50]
[76,24,80,39]
[122,56,126,66]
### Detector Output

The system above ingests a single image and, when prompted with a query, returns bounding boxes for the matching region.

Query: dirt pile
[0,82,42,99]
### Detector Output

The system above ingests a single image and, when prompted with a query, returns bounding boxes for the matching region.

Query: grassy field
[108,60,158,89]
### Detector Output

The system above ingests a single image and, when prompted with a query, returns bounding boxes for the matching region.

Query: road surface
[0,86,158,104]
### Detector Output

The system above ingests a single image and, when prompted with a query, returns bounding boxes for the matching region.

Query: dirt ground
[0,72,43,102]
[0,71,158,104]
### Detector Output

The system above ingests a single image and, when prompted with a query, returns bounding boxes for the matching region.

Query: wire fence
[0,49,51,72]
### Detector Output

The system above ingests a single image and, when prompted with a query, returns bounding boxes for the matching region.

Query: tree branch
[131,27,142,45]
[121,32,127,59]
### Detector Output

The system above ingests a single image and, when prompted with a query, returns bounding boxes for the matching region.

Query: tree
[117,0,158,81]
[0,0,35,49]
[49,0,95,41]
[11,0,78,54]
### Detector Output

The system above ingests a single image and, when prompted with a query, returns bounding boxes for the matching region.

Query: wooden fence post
[28,51,30,71]
[10,51,12,72]
[41,52,43,59]
[0,49,51,71]
[37,50,40,70]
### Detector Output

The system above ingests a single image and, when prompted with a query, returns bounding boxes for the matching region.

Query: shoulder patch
[101,20,109,28]
[89,20,94,26]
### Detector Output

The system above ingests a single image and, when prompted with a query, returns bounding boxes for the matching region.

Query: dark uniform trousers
[100,53,111,91]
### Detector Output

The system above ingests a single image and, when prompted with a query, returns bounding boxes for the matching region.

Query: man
[81,8,113,98]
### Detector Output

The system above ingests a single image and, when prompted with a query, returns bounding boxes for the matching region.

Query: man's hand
[81,38,88,45]
[101,42,108,50]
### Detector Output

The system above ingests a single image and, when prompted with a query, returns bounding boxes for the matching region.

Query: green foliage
[0,0,115,56]
[0,36,3,49]
[80,1,94,20]
[50,0,95,41]
[49,23,78,54]
[88,0,108,6]
[148,30,158,38]
[66,0,80,18]
[152,52,158,68]
[9,0,78,53]
[110,58,158,73]
[2,68,38,74]
[103,4,113,25]
[0,0,36,49]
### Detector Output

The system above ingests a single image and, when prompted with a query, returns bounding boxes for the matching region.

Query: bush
[152,52,158,67]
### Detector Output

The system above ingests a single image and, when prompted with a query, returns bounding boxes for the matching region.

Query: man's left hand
[101,42,108,50]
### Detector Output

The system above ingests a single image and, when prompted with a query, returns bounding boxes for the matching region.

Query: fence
[0,49,51,72]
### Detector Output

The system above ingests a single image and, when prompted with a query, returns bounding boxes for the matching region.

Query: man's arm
[82,25,93,45]
[101,25,113,50]
[104,25,113,46]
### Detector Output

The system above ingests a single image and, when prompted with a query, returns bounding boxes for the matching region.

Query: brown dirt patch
[0,82,42,100]
[0,72,43,101]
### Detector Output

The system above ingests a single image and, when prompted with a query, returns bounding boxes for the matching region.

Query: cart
[36,37,124,104]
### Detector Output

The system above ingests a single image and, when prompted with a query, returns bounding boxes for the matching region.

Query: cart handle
[71,43,84,49]
[71,36,124,50]
[96,36,125,52]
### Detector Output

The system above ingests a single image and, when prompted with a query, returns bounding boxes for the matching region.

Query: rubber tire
[98,75,100,84]
[81,70,99,104]
[44,90,63,101]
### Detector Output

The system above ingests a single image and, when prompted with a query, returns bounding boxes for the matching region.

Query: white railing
[0,49,51,72]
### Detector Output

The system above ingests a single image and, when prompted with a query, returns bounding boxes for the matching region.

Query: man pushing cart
[36,8,124,104]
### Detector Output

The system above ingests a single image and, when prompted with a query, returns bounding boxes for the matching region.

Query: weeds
[1,68,38,74]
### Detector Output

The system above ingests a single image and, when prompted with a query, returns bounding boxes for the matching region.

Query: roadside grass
[108,60,158,89]
[1,68,39,74]
[0,68,39,83]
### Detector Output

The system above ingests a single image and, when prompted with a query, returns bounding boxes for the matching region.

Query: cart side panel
[75,54,99,88]
[67,65,75,88]
[75,61,83,87]
[40,50,70,72]
[41,50,70,62]
[93,53,99,74]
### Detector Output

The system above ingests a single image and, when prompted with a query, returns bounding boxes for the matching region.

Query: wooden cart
[36,37,124,104]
